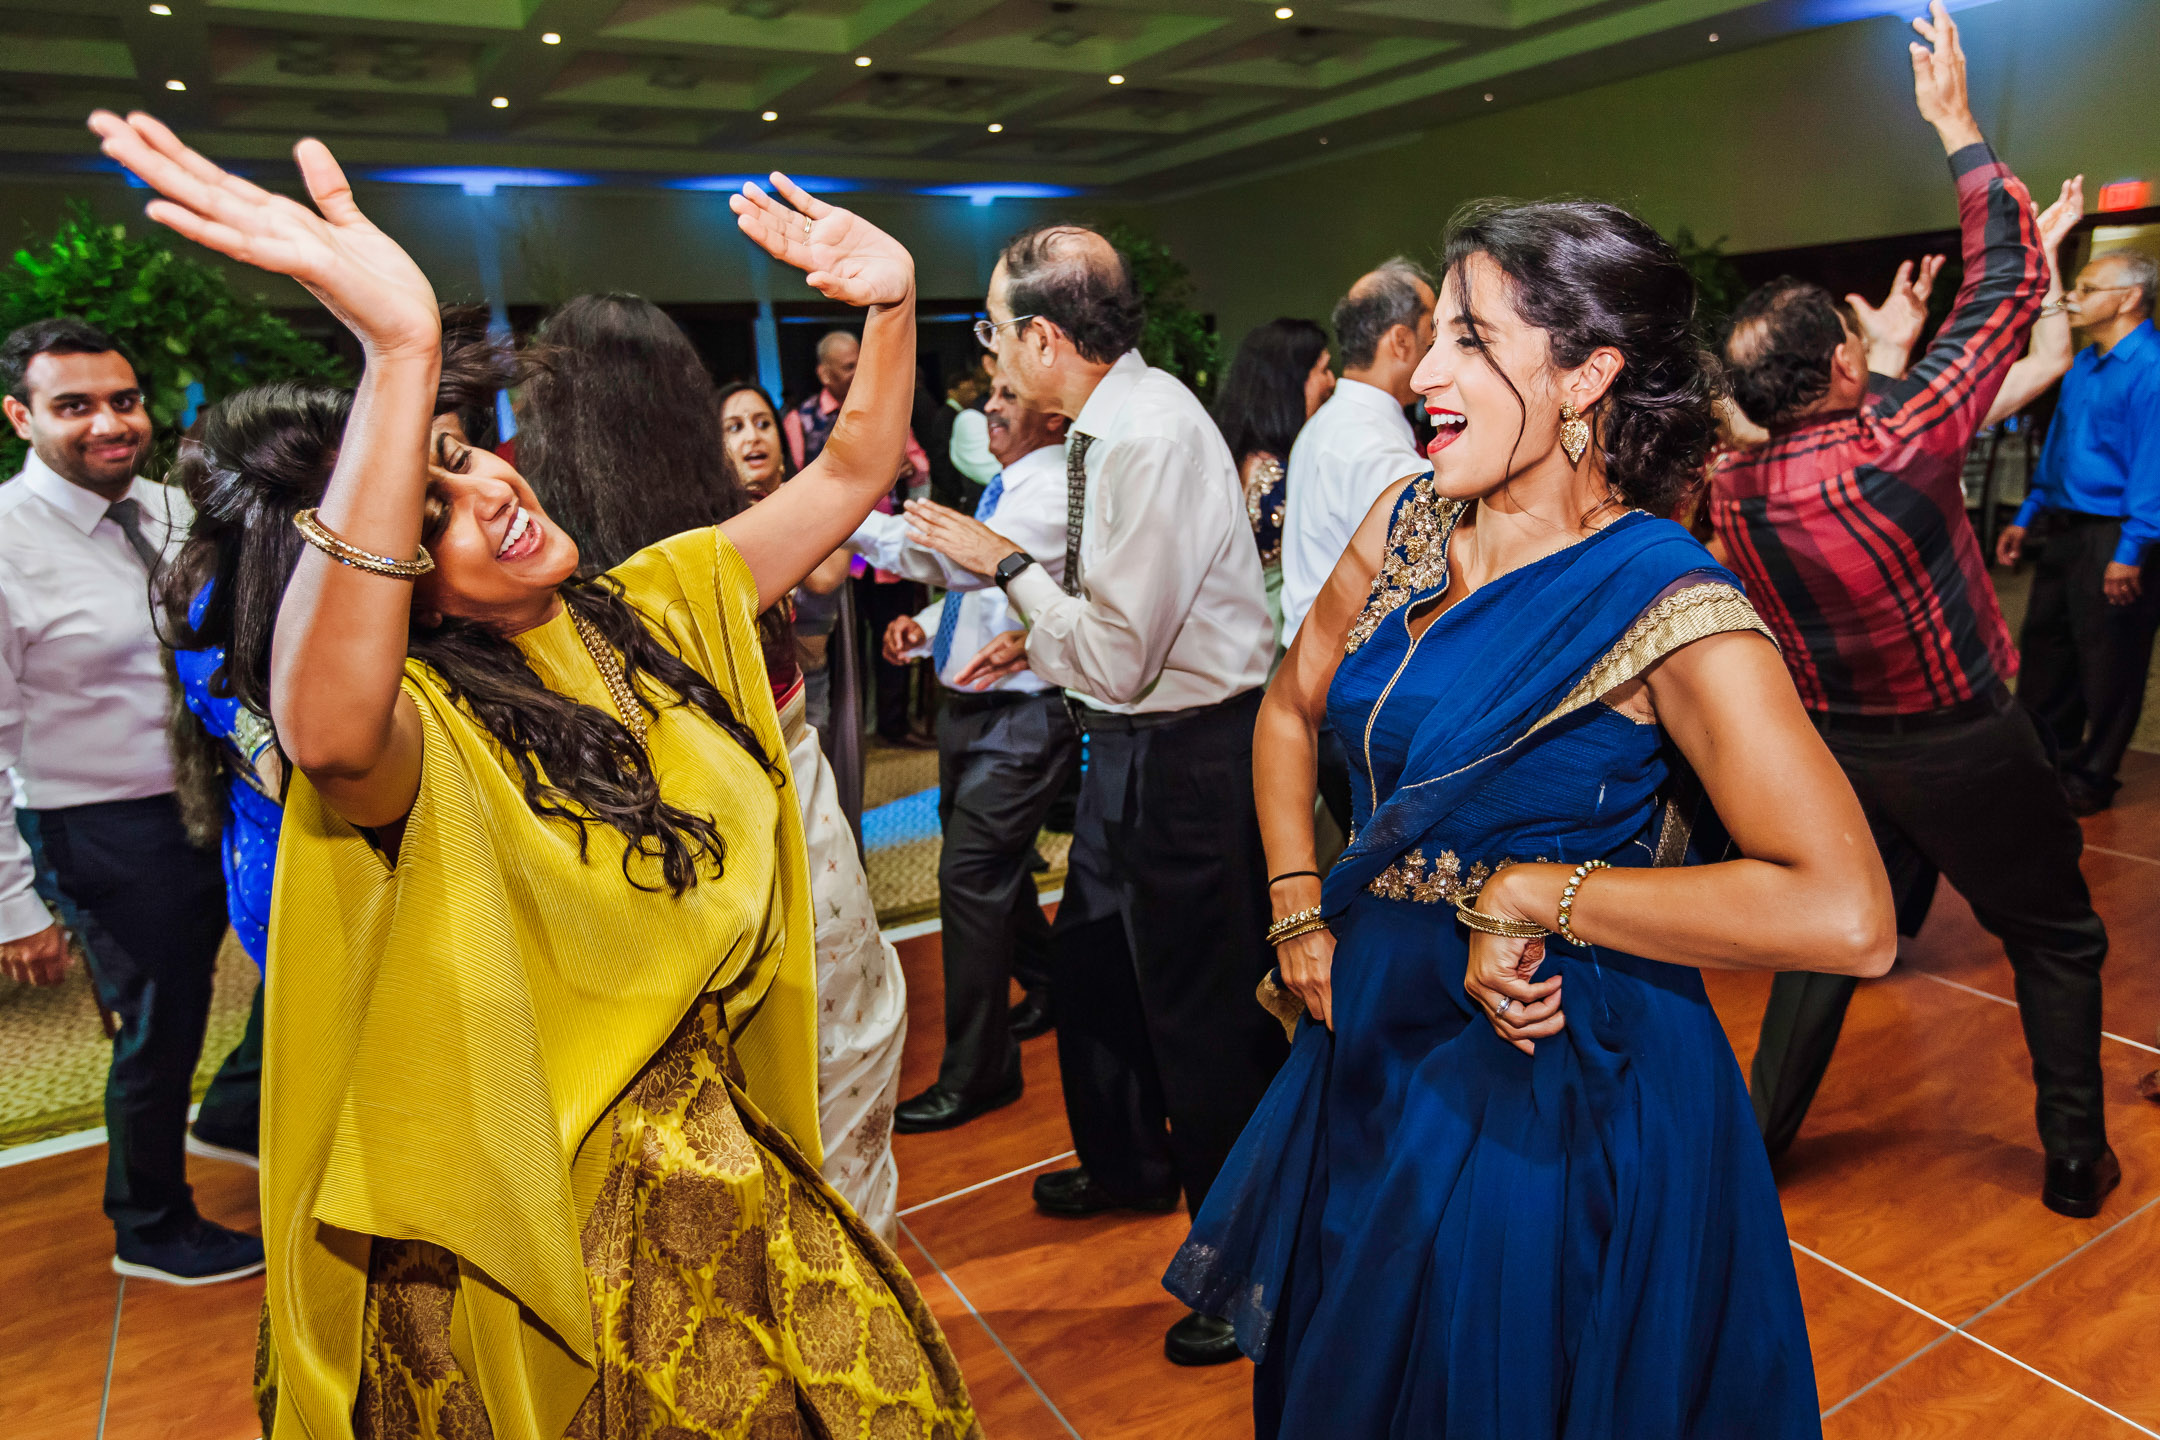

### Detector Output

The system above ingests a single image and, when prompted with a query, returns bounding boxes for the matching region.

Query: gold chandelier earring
[1559,402,1591,466]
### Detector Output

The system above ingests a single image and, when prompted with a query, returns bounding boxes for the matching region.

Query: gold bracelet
[1268,918,1330,948]
[1265,905,1324,946]
[293,508,436,578]
[1556,858,1609,947]
[1453,900,1550,940]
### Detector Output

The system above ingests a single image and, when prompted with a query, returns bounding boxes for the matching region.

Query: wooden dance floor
[3,752,2156,1439]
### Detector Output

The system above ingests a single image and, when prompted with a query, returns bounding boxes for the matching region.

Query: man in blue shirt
[1998,248,2160,814]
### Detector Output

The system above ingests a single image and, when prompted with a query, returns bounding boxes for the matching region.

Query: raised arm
[91,111,442,828]
[720,177,917,614]
[1983,175,2085,429]
[1264,476,1414,1029]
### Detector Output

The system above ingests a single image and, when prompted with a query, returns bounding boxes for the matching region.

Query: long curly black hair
[161,329,773,896]
[1441,199,1722,518]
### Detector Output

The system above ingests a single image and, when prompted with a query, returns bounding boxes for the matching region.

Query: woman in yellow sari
[92,110,979,1440]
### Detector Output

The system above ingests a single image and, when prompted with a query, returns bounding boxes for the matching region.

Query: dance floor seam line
[2083,843,2157,868]
[896,1216,1086,1440]
[97,1275,123,1440]
[895,1149,1075,1218]
[1796,1230,2160,1436]
[1911,969,2160,1055]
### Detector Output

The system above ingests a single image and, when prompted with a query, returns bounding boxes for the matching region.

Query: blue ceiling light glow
[362,166,593,196]
[665,174,862,194]
[1791,0,2004,22]
[920,183,1083,207]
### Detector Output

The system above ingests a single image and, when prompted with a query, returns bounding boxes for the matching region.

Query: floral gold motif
[1244,453,1287,565]
[1367,848,1490,904]
[1344,476,1464,654]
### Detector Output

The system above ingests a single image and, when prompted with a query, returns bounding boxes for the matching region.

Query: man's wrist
[992,550,1037,590]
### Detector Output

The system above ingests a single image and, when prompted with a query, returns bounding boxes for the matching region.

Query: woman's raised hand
[732,173,914,310]
[87,111,439,360]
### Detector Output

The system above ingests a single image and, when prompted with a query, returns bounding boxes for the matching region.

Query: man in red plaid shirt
[1709,2,2115,1218]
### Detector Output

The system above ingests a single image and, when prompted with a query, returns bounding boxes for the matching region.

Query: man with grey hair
[1278,257,1435,827]
[1997,244,2160,815]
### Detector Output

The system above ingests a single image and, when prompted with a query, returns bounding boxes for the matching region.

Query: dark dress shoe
[1031,1166,1180,1218]
[2042,1149,2121,1218]
[112,1216,265,1286]
[2061,773,2112,817]
[893,1078,1022,1135]
[1165,1310,1242,1367]
[1009,993,1054,1041]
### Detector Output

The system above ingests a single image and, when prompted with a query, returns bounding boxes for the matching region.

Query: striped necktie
[932,470,1005,676]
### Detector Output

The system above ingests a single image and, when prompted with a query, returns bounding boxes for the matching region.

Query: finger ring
[1495,998,1515,1018]
[803,219,812,235]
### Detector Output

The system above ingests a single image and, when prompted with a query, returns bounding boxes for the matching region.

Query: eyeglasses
[2068,282,2133,298]
[973,314,1038,351]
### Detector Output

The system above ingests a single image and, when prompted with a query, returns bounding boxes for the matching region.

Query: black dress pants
[2017,511,2160,797]
[1750,694,2109,1161]
[1052,689,1290,1213]
[933,691,1081,1100]
[855,574,927,740]
[23,794,243,1244]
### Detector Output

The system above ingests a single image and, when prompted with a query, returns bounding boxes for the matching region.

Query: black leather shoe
[893,1077,1022,1135]
[2042,1149,2121,1218]
[1164,1310,1241,1367]
[1009,994,1053,1041]
[2061,773,2113,817]
[1031,1166,1179,1218]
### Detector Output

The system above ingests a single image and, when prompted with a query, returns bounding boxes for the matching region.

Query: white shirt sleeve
[949,409,998,488]
[1005,432,1218,706]
[0,577,55,942]
[844,510,994,592]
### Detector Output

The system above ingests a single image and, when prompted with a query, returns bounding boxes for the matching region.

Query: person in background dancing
[1212,317,1334,653]
[91,109,978,1437]
[517,292,907,1238]
[1710,3,2117,1218]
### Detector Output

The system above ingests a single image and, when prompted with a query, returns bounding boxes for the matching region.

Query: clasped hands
[898,500,1035,687]
[882,613,1030,689]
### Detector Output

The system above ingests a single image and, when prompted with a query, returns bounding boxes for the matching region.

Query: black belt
[2045,510,2120,528]
[941,686,1049,718]
[1810,684,2011,736]
[1072,687,1262,735]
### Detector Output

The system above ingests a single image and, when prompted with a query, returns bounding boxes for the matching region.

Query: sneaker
[112,1216,266,1286]
[186,1130,259,1170]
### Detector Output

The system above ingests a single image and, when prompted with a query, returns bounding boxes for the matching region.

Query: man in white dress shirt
[848,375,1077,1133]
[905,225,1289,1367]
[0,319,262,1284]
[1278,259,1435,829]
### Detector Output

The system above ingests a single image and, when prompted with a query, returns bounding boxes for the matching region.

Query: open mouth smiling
[1427,407,1466,455]
[496,505,542,562]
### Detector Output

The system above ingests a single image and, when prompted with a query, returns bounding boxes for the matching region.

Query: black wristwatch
[992,550,1037,590]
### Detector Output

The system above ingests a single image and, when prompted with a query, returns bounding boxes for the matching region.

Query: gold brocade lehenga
[254,529,978,1440]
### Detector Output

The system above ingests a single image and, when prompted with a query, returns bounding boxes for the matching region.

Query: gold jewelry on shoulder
[293,508,435,578]
[568,604,650,745]
[1454,900,1550,940]
[1556,858,1609,946]
[1559,402,1591,466]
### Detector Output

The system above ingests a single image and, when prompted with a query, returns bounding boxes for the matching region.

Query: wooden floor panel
[895,1228,1071,1437]
[1792,1249,1947,1411]
[1822,1331,2147,1439]
[0,1147,122,1440]
[2082,750,2160,863]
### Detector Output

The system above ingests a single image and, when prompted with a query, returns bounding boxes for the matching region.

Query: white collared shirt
[846,440,1066,695]
[0,452,192,939]
[1004,350,1273,714]
[1279,377,1427,648]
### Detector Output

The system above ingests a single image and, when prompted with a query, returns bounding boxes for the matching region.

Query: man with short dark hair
[1280,258,1435,830]
[904,222,1287,1366]
[1996,246,2160,815]
[1707,4,2116,1219]
[0,316,264,1282]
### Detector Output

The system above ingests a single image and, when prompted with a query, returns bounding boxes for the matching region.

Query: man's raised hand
[2035,176,2086,268]
[1910,0,1982,154]
[87,111,439,360]
[1848,254,1945,378]
[731,174,913,310]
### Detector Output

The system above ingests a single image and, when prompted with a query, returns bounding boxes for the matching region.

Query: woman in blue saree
[1166,201,1896,1438]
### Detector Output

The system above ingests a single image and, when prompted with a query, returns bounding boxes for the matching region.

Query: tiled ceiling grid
[0,0,1831,194]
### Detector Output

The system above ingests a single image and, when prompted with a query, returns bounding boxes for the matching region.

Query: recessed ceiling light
[854,55,872,66]
[148,3,172,14]
[1318,136,1328,145]
[1108,73,1124,84]
[165,78,186,91]
[1483,92,1494,101]
[762,109,779,121]
[1707,31,1719,41]
[987,122,1003,133]
[490,95,509,108]
[541,31,561,44]
[1275,6,1293,16]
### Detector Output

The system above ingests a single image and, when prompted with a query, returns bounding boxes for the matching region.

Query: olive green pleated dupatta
[259,528,821,1440]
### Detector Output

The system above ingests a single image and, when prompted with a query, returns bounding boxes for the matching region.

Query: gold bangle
[293,508,435,578]
[1453,900,1549,940]
[1268,918,1330,948]
[1556,858,1609,947]
[1265,905,1324,946]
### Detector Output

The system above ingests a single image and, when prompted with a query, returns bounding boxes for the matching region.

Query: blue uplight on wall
[666,174,863,194]
[919,183,1083,208]
[362,166,593,196]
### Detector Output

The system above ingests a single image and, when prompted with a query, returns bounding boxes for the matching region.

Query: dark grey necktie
[106,498,163,572]
[1062,432,1094,597]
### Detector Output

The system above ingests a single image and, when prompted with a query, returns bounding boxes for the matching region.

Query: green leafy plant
[1670,226,1749,331]
[1099,221,1221,400]
[1,202,347,476]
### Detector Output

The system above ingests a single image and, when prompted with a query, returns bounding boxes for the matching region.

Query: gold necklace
[567,604,650,744]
